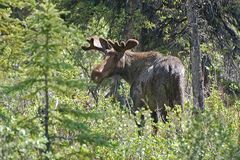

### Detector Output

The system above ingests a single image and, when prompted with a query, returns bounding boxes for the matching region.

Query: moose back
[82,36,185,129]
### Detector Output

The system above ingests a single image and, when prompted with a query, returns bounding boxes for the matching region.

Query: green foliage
[0,2,24,71]
[0,0,240,159]
[0,107,46,160]
[91,90,240,159]
[175,90,239,159]
[1,0,108,159]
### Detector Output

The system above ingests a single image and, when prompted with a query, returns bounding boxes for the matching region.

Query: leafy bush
[0,0,239,159]
[0,107,46,160]
[89,90,240,160]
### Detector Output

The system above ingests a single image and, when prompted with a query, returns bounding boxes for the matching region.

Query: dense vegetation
[0,0,239,159]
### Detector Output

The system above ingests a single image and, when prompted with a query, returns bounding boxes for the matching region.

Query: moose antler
[82,36,139,54]
[82,36,112,54]
[108,39,139,52]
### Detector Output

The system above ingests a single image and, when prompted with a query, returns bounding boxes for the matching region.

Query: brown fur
[83,37,185,134]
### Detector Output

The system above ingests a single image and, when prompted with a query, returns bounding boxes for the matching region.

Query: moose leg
[131,99,145,136]
[151,111,160,135]
[130,82,145,135]
[160,108,167,123]
[151,102,167,135]
[153,82,168,124]
[156,104,167,123]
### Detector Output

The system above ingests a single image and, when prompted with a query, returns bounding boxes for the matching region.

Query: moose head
[82,36,139,83]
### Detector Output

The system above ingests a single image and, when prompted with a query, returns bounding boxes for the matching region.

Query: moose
[82,36,185,133]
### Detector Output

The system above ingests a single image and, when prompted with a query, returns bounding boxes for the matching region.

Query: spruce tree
[2,1,107,158]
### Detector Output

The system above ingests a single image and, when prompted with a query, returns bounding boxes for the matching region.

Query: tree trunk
[187,0,205,111]
[44,31,51,154]
[44,72,50,153]
[123,0,141,39]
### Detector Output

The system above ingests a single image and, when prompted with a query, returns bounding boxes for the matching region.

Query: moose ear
[99,38,112,50]
[125,39,139,50]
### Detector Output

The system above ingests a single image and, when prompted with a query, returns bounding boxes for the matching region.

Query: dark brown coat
[83,36,185,131]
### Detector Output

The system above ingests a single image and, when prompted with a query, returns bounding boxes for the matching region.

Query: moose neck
[117,50,161,84]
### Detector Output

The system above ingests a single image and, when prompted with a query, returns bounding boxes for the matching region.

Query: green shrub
[0,107,46,160]
[91,89,240,160]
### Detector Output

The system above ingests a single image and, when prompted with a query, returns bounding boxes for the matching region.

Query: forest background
[0,0,239,159]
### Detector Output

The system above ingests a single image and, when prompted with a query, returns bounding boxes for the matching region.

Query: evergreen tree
[2,0,108,158]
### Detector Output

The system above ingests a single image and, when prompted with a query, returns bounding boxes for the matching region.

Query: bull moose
[82,36,185,133]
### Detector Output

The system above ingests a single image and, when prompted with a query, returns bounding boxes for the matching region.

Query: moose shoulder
[82,36,185,133]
